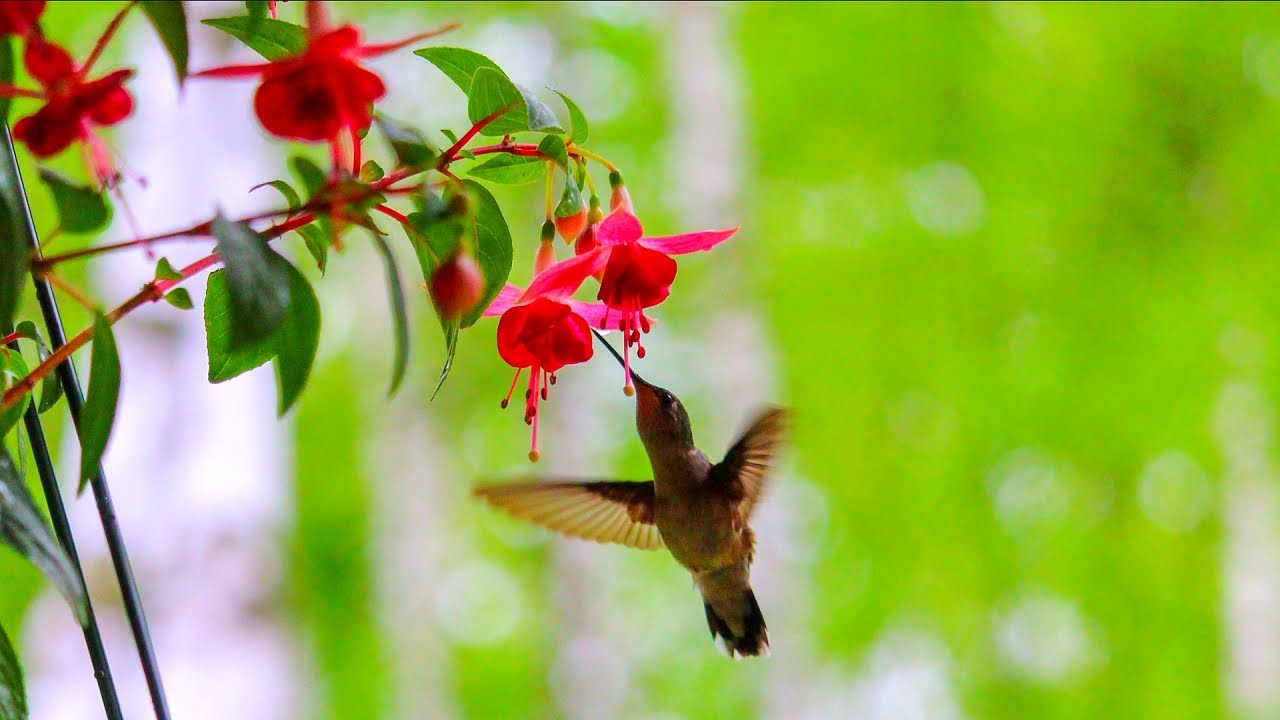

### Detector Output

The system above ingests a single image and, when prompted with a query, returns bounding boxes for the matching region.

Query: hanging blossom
[0,1,44,38]
[483,251,651,462]
[195,19,455,144]
[0,35,133,184]
[575,209,737,393]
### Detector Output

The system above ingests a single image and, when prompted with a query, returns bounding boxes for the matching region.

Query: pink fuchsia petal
[639,227,739,255]
[483,283,524,317]
[594,209,644,247]
[191,62,275,78]
[566,299,657,332]
[521,248,608,302]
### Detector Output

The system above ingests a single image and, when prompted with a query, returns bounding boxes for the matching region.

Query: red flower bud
[535,239,557,276]
[554,208,587,243]
[574,222,598,256]
[429,252,483,321]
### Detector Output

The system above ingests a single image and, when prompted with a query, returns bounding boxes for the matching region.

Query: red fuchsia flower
[0,1,44,38]
[0,36,133,183]
[582,209,737,394]
[195,21,454,144]
[483,251,651,462]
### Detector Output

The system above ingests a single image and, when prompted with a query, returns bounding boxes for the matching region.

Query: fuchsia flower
[578,210,737,393]
[0,36,133,183]
[196,22,453,143]
[484,251,651,461]
[0,1,44,38]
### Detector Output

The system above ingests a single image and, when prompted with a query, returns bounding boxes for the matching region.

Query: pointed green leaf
[518,86,563,134]
[553,89,588,145]
[369,234,409,395]
[290,156,326,197]
[0,188,26,337]
[78,314,120,494]
[374,114,438,169]
[250,180,300,210]
[360,160,384,183]
[154,257,182,281]
[211,213,292,349]
[0,37,14,124]
[402,212,464,395]
[297,224,328,274]
[0,621,26,720]
[432,320,459,400]
[439,128,459,146]
[0,349,28,441]
[536,135,570,170]
[467,155,547,185]
[554,173,584,219]
[467,67,525,137]
[15,321,62,415]
[202,16,305,62]
[0,447,89,627]
[164,288,193,310]
[204,270,277,382]
[415,47,504,93]
[36,169,110,235]
[458,180,512,328]
[141,1,189,85]
[271,263,319,415]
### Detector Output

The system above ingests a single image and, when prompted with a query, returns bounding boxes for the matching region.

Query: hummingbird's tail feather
[696,565,769,659]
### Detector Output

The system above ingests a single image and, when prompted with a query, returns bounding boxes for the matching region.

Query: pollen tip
[624,385,636,397]
[528,450,541,463]
[500,399,509,409]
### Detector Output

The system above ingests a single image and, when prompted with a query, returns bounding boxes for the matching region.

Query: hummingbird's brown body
[475,369,789,659]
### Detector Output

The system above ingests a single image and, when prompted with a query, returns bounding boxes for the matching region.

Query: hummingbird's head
[633,374,694,449]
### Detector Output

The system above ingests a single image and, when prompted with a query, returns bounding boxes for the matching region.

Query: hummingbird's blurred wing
[710,407,791,521]
[472,480,664,550]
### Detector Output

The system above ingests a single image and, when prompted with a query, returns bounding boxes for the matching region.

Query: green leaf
[270,263,319,415]
[458,180,512,328]
[36,169,110,235]
[290,156,326,197]
[439,128,459,146]
[466,68,564,137]
[369,235,409,395]
[554,173,585,219]
[415,47,504,93]
[0,349,28,441]
[164,288,193,310]
[0,38,13,125]
[374,114,438,169]
[297,224,328,274]
[154,257,182,281]
[250,180,300,210]
[78,314,120,495]
[401,213,463,395]
[553,89,589,145]
[211,213,292,349]
[0,183,26,337]
[141,1,189,85]
[360,160,385,183]
[202,16,305,62]
[204,270,277,382]
[467,155,547,185]
[432,321,459,400]
[536,135,570,170]
[0,446,89,626]
[15,321,61,415]
[467,67,525,137]
[0,621,26,720]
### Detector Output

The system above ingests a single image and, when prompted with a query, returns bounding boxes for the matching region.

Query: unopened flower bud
[429,251,483,321]
[554,208,587,243]
[535,239,557,275]
[574,222,598,256]
[609,171,633,213]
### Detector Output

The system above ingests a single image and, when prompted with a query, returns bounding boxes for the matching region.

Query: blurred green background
[7,1,1280,718]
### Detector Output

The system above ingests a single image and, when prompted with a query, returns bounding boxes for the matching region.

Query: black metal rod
[3,124,173,720]
[14,393,124,720]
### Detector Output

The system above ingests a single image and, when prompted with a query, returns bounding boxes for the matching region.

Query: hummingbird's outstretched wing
[710,406,791,521]
[473,480,664,550]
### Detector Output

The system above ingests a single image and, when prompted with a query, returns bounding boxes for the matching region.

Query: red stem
[373,204,411,226]
[440,104,518,166]
[80,1,138,77]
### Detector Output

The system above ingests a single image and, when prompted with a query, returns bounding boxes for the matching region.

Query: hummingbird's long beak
[590,329,651,388]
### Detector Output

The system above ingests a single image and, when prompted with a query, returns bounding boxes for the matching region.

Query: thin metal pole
[13,393,124,720]
[2,123,173,720]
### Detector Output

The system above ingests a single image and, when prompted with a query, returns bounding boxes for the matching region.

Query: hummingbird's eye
[660,391,676,408]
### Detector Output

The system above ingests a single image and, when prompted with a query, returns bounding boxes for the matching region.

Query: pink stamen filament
[501,367,523,408]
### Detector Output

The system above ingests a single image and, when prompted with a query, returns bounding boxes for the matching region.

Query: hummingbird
[473,332,790,659]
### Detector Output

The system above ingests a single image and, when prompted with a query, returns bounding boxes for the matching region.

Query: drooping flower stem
[44,272,102,312]
[544,164,555,220]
